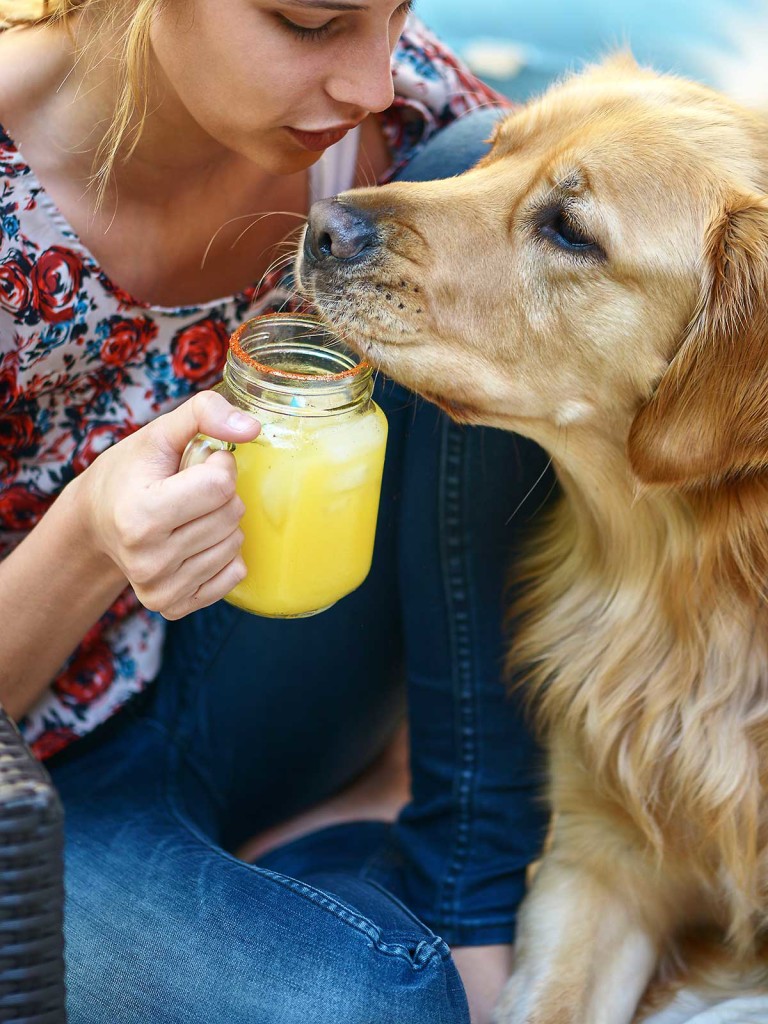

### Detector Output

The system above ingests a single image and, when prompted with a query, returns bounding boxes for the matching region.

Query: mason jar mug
[181,313,389,618]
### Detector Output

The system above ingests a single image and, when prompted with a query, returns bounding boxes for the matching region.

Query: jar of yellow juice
[181,313,388,618]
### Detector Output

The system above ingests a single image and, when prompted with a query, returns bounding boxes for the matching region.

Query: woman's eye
[538,208,600,255]
[276,0,412,42]
[277,15,335,41]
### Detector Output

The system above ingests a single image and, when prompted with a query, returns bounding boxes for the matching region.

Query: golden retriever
[295,55,768,1024]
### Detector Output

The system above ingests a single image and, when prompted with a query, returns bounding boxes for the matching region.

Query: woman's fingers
[129,493,246,585]
[150,449,242,529]
[177,557,249,620]
[134,529,247,618]
[169,491,246,557]
[75,392,260,618]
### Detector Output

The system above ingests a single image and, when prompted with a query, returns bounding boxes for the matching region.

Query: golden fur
[297,56,768,1023]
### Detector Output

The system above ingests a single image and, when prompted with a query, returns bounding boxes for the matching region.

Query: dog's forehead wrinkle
[546,166,592,197]
[481,144,708,275]
[559,157,715,275]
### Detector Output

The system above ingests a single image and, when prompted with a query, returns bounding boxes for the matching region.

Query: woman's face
[149,0,413,173]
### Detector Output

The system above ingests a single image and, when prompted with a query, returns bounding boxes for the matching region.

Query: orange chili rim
[229,314,369,381]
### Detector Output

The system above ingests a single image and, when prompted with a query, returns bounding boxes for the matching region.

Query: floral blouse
[0,18,506,760]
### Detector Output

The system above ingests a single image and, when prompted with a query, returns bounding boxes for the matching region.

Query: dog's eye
[538,208,601,255]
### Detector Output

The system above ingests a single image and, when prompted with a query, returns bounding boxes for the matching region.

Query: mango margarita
[225,403,388,617]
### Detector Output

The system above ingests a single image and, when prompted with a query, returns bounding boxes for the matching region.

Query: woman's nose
[325,39,395,114]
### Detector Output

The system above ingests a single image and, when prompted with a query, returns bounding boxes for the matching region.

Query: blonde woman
[0,2,552,1021]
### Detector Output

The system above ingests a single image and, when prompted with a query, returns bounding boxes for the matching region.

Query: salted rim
[229,313,369,382]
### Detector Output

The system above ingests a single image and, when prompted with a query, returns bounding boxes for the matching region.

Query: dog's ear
[628,193,768,487]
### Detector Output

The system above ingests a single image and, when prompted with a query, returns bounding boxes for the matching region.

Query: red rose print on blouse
[0,250,34,317]
[79,590,138,652]
[31,245,83,324]
[0,484,52,532]
[97,273,140,310]
[0,410,35,453]
[0,354,20,412]
[0,139,26,178]
[171,317,229,384]
[72,421,137,475]
[30,727,80,761]
[54,639,115,706]
[0,409,36,477]
[100,315,158,366]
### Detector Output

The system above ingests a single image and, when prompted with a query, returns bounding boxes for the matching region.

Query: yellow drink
[225,403,388,617]
[179,313,387,618]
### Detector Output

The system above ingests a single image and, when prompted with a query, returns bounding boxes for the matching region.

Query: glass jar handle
[180,433,236,470]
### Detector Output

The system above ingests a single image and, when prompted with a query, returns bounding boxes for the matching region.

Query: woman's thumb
[148,391,261,459]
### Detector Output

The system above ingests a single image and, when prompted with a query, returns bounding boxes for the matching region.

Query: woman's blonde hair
[0,0,161,206]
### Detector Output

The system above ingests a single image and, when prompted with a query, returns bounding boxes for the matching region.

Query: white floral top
[0,18,506,759]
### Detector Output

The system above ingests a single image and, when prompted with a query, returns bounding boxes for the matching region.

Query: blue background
[415,0,768,102]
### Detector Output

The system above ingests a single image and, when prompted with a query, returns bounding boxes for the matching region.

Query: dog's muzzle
[303,198,379,265]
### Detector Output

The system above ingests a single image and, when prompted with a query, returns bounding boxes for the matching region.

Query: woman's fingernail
[227,411,259,430]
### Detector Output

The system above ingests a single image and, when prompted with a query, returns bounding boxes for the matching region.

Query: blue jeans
[47,108,553,1024]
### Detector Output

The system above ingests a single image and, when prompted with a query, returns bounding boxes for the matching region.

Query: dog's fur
[297,56,768,1024]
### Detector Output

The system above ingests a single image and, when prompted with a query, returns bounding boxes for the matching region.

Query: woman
[0,1,552,1021]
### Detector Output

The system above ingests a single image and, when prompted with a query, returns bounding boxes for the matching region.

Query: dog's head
[297,56,768,489]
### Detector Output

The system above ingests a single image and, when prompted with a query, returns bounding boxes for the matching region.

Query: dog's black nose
[304,199,378,262]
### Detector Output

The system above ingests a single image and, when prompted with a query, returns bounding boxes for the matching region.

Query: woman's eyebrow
[280,0,370,9]
[279,0,415,9]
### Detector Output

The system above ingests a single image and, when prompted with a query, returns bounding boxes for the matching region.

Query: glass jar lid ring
[230,314,369,381]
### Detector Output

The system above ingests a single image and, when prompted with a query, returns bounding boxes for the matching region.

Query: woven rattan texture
[0,713,65,1023]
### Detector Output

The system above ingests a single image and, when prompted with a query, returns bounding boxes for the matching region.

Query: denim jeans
[47,107,554,1024]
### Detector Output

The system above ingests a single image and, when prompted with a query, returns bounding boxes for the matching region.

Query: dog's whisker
[201,211,307,269]
[504,458,554,526]
[252,252,304,296]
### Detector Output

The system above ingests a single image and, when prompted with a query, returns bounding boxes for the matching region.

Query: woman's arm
[0,476,126,719]
[0,391,260,719]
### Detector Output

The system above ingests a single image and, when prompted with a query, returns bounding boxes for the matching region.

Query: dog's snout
[304,199,378,262]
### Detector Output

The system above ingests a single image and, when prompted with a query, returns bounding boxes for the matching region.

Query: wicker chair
[0,711,66,1023]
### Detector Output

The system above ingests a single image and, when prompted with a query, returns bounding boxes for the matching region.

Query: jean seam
[162,741,446,971]
[255,869,449,967]
[355,872,453,944]
[436,419,478,932]
[163,603,243,810]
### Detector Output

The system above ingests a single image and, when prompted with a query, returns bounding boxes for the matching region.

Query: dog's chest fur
[510,479,768,945]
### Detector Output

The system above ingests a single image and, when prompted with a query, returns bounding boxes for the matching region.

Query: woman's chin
[244,133,325,176]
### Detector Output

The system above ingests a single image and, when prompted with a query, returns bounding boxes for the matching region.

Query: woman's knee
[393,106,507,183]
[292,937,468,1024]
[252,866,471,1024]
[358,944,470,1024]
[63,847,469,1024]
[65,906,468,1024]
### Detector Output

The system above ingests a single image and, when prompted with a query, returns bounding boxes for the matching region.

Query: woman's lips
[286,126,351,152]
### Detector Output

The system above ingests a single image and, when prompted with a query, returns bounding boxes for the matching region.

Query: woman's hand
[73,390,260,620]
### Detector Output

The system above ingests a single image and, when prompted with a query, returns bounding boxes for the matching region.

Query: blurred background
[415,0,768,107]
